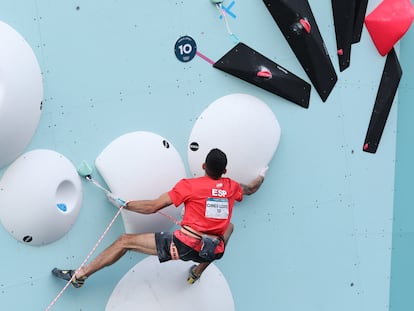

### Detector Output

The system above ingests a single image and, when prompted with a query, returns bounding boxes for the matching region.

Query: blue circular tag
[174,36,197,62]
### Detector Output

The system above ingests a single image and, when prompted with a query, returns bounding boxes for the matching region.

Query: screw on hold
[189,142,199,151]
[23,235,33,243]
[162,140,170,148]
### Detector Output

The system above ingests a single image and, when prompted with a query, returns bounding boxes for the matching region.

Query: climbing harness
[182,226,223,261]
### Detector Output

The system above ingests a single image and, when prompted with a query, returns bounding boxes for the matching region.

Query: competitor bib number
[205,198,229,219]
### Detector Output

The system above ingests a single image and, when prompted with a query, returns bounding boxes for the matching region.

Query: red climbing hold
[257,69,272,79]
[299,18,311,33]
[365,0,414,56]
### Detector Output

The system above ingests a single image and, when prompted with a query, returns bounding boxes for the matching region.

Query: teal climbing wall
[0,1,412,310]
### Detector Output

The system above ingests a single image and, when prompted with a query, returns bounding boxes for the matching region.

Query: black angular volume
[263,0,337,102]
[331,0,356,71]
[363,48,402,154]
[352,0,369,44]
[213,42,311,108]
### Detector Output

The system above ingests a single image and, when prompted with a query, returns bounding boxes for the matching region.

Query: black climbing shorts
[155,231,224,263]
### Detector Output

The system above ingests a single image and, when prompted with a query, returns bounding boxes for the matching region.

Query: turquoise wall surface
[0,1,412,310]
[390,23,414,311]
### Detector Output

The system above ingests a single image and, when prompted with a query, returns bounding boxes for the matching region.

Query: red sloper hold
[365,0,414,56]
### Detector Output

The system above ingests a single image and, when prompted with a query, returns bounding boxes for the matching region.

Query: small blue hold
[57,203,67,212]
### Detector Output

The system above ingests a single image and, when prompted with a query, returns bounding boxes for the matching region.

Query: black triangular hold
[352,0,369,44]
[363,48,402,154]
[331,0,356,71]
[263,0,337,102]
[213,42,311,108]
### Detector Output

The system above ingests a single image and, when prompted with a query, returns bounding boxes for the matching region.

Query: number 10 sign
[174,35,197,62]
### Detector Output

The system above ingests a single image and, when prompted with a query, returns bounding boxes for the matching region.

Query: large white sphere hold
[95,131,186,233]
[0,150,83,245]
[106,256,235,311]
[188,93,281,184]
[0,21,43,169]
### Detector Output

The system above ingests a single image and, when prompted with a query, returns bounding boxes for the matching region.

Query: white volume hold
[95,131,186,233]
[0,150,82,246]
[188,93,281,184]
[106,256,235,311]
[0,21,43,169]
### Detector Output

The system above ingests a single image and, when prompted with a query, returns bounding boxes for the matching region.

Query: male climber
[52,148,267,287]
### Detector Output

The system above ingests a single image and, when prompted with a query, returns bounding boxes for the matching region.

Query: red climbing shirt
[168,175,243,245]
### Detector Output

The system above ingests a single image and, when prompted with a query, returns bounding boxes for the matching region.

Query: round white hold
[0,150,82,245]
[188,93,281,184]
[95,131,186,233]
[106,256,235,311]
[0,21,43,169]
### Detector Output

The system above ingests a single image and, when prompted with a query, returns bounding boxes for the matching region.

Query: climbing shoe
[187,265,201,284]
[51,268,86,288]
